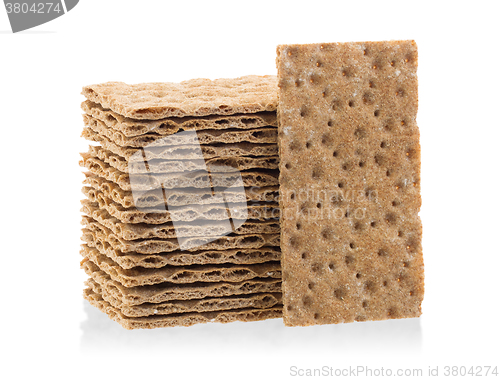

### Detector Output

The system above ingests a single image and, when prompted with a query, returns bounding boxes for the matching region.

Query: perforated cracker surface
[277,41,424,326]
[82,76,278,120]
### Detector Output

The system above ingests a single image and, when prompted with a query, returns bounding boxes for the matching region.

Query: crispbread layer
[82,100,277,137]
[82,76,278,120]
[86,277,281,318]
[84,286,282,329]
[83,260,282,306]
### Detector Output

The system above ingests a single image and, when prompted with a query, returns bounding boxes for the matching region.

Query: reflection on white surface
[80,301,422,357]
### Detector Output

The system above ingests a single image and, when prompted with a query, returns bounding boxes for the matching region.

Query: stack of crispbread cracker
[80,76,283,329]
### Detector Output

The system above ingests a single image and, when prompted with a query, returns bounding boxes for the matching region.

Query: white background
[1,1,499,379]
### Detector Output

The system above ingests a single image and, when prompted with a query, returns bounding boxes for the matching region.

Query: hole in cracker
[312,166,323,179]
[287,305,293,311]
[364,281,376,293]
[309,73,321,84]
[290,192,295,200]
[396,88,405,97]
[345,255,355,267]
[354,127,366,139]
[300,105,308,117]
[328,262,335,271]
[374,154,385,166]
[368,80,375,88]
[362,300,368,308]
[383,280,388,287]
[386,170,391,177]
[296,222,302,230]
[380,141,387,148]
[345,210,350,218]
[356,273,362,279]
[321,134,332,146]
[331,100,342,111]
[362,92,374,105]
[289,236,300,248]
[359,161,365,168]
[327,120,333,127]
[289,140,300,151]
[370,221,377,228]
[334,287,347,300]
[354,221,365,232]
[349,242,355,249]
[385,212,397,225]
[342,161,354,171]
[306,141,312,149]
[387,308,397,318]
[311,262,322,274]
[316,202,322,209]
[333,150,338,157]
[374,110,380,117]
[302,295,312,307]
[308,282,315,290]
[406,147,417,159]
[338,182,344,188]
[401,119,406,126]
[348,100,355,108]
[285,162,291,170]
[378,249,388,257]
[295,79,302,87]
[321,227,333,239]
[392,200,400,207]
[313,313,320,320]
[301,252,307,260]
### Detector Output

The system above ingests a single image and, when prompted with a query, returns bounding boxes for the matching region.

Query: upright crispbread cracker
[83,174,279,208]
[81,202,280,239]
[81,218,280,254]
[82,260,282,305]
[81,247,281,287]
[84,286,282,329]
[85,145,279,174]
[82,100,277,137]
[276,41,423,326]
[80,155,279,191]
[82,126,279,160]
[82,76,278,120]
[83,186,279,224]
[86,277,282,318]
[83,114,277,147]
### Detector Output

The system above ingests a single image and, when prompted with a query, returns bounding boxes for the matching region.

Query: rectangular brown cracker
[81,246,281,287]
[81,202,279,240]
[80,155,279,191]
[86,277,281,318]
[83,236,281,269]
[82,76,278,120]
[83,114,277,147]
[85,145,279,174]
[84,286,282,329]
[82,100,277,137]
[83,174,278,209]
[276,40,423,326]
[83,186,279,224]
[82,260,282,306]
[81,217,280,254]
[82,126,279,160]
